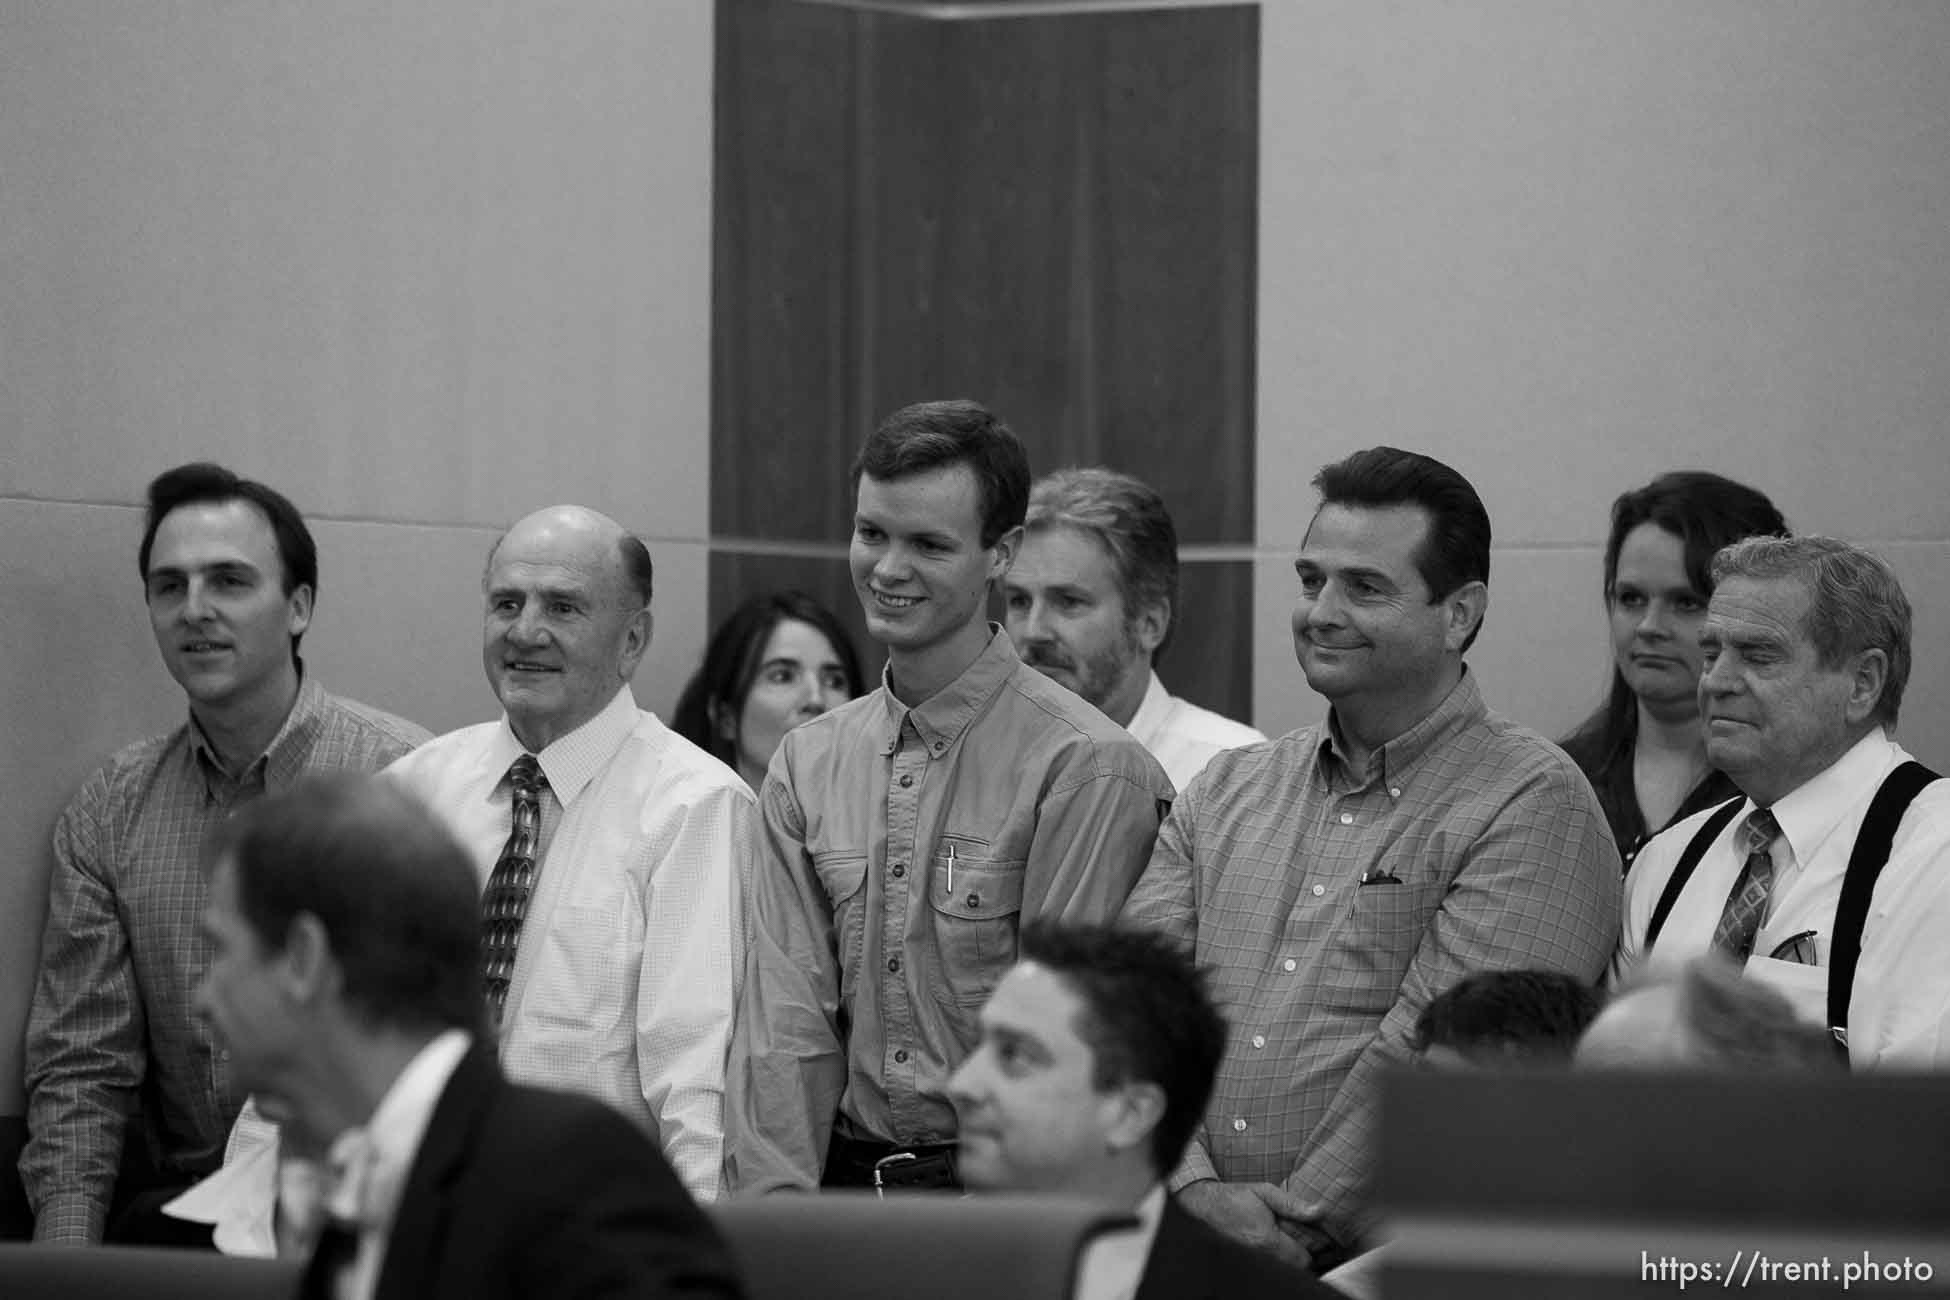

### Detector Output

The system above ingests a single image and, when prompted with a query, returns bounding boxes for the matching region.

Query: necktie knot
[508,753,544,802]
[1742,807,1781,860]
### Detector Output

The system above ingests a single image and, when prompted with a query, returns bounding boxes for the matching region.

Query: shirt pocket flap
[928,850,1026,920]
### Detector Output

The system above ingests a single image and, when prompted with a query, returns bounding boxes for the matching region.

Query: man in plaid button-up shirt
[20,464,427,1244]
[1121,448,1620,1272]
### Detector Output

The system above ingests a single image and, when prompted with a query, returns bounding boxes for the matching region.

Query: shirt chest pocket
[1329,873,1447,1014]
[926,841,1026,1008]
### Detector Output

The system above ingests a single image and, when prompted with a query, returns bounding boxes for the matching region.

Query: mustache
[1021,648,1075,671]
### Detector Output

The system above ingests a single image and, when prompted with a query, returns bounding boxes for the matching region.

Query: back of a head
[1025,467,1180,656]
[852,400,1030,547]
[1020,922,1227,1177]
[1577,958,1841,1072]
[218,773,484,1035]
[1414,969,1601,1067]
[1312,446,1491,650]
[1711,534,1913,729]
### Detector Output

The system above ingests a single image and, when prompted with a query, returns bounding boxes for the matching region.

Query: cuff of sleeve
[1165,1141,1219,1194]
[31,1194,107,1244]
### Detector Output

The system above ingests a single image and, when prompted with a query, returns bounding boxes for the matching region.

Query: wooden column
[711,0,1259,717]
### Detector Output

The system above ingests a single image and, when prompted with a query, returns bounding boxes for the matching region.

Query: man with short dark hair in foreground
[195,774,742,1300]
[948,924,1337,1300]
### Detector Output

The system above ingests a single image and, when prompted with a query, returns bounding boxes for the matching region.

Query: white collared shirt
[1074,1185,1169,1300]
[386,685,753,1199]
[334,1029,473,1300]
[1124,672,1265,793]
[1618,729,1950,1065]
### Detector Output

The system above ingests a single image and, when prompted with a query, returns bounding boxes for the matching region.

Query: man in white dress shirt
[193,774,740,1300]
[1004,467,1262,790]
[1616,536,1950,1066]
[947,923,1332,1300]
[383,504,753,1198]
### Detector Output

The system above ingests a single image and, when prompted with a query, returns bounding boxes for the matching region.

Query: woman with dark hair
[1561,472,1788,869]
[672,591,866,789]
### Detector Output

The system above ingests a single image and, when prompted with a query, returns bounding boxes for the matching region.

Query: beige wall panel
[1,1,712,533]
[1256,0,1950,550]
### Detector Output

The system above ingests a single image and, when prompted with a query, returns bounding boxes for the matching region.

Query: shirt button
[1283,958,1297,973]
[891,863,906,878]
[1251,1035,1266,1049]
[1389,787,1403,798]
[1339,812,1354,825]
[887,956,902,973]
[965,893,981,909]
[1232,1119,1248,1133]
[1311,884,1325,897]
[894,1049,909,1064]
[932,741,946,754]
[899,774,914,788]
[219,1050,231,1062]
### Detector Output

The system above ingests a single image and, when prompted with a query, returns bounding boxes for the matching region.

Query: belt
[822,1133,961,1194]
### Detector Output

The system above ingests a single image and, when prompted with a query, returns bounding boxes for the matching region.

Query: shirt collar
[1074,1184,1169,1300]
[492,685,638,806]
[1760,727,1896,869]
[874,625,1021,757]
[186,668,329,795]
[1313,668,1487,792]
[1124,671,1172,744]
[347,1028,472,1230]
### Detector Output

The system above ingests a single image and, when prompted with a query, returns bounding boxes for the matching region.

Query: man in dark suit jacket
[191,772,742,1300]
[948,924,1339,1300]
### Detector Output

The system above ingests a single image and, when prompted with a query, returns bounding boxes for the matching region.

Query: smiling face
[1002,525,1157,727]
[947,961,1135,1195]
[144,499,312,719]
[724,618,855,787]
[1609,523,1709,717]
[1698,573,1880,806]
[483,509,649,752]
[849,464,1016,694]
[1291,503,1479,725]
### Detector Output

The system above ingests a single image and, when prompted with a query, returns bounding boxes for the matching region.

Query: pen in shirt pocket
[1768,930,1819,965]
[1358,866,1402,887]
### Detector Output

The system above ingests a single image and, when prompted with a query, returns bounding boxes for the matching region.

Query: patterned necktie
[481,754,545,1026]
[1712,807,1782,961]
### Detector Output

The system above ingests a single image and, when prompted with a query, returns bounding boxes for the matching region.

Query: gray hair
[1024,468,1179,655]
[1711,534,1910,728]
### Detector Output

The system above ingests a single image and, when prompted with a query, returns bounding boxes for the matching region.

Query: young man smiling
[725,400,1172,1195]
[22,463,428,1245]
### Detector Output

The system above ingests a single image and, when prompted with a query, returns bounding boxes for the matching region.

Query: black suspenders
[1641,760,1942,1065]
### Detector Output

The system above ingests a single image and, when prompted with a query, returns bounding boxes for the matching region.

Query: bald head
[483,506,654,751]
[1575,959,1839,1072]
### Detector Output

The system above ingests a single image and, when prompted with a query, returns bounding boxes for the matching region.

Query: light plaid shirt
[1121,671,1620,1253]
[385,686,753,1201]
[22,675,428,1242]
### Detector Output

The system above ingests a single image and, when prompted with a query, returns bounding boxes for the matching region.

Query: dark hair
[1019,922,1228,1178]
[1024,467,1180,658]
[671,591,866,767]
[1312,447,1491,652]
[214,774,484,1035]
[1713,535,1910,729]
[139,462,319,657]
[1413,970,1601,1063]
[851,400,1030,548]
[1562,472,1787,769]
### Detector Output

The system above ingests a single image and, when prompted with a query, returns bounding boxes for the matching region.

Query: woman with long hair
[1561,472,1788,868]
[672,591,866,789]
